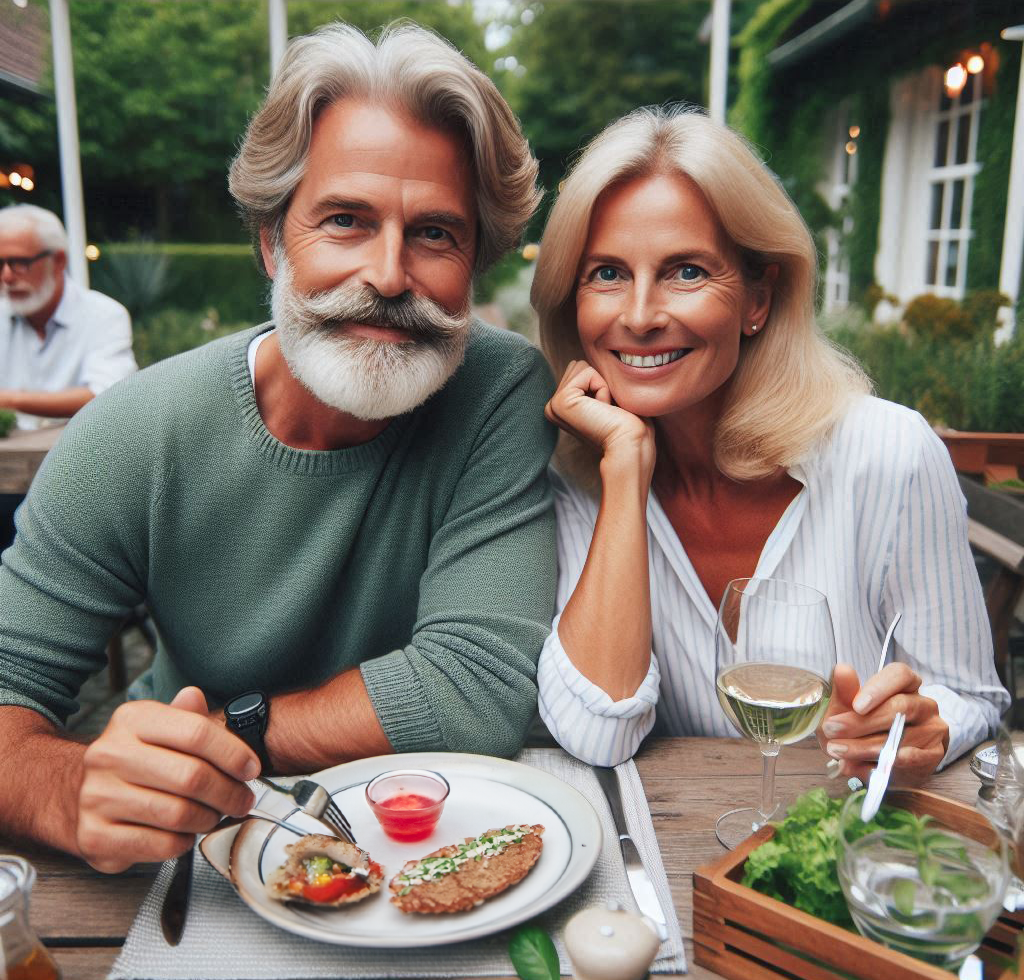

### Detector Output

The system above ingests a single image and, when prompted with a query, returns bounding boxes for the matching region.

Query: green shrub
[90,248,172,321]
[95,244,268,325]
[0,409,15,439]
[132,308,246,369]
[962,290,1011,335]
[902,294,974,342]
[830,323,1024,432]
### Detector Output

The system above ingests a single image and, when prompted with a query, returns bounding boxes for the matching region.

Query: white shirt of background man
[0,276,137,430]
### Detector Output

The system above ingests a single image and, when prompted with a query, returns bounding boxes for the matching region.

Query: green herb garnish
[394,825,532,889]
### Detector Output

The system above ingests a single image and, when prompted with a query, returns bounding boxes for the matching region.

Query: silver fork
[255,776,356,844]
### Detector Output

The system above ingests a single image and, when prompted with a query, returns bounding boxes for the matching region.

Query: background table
[1,738,981,979]
[0,425,64,494]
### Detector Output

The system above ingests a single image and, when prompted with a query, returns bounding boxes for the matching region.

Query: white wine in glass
[715,578,837,848]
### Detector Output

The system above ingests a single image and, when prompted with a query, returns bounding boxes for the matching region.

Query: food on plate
[390,823,544,914]
[266,834,383,907]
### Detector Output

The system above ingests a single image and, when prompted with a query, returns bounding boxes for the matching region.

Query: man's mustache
[295,283,469,342]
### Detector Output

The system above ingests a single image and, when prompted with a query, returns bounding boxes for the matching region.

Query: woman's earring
[751,323,759,332]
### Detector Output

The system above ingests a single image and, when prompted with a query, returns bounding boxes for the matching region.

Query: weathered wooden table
[0,425,64,494]
[0,738,981,979]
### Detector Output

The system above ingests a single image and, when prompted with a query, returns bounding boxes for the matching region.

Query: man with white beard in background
[0,23,556,872]
[0,205,136,548]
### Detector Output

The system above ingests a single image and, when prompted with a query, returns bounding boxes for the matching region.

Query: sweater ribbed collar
[228,325,412,476]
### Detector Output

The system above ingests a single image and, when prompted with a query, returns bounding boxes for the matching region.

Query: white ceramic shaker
[564,901,662,980]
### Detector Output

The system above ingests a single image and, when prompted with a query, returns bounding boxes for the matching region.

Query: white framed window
[924,72,982,298]
[823,105,858,312]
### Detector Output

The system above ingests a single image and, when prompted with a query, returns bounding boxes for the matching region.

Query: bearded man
[0,205,136,430]
[0,23,555,872]
[0,205,136,547]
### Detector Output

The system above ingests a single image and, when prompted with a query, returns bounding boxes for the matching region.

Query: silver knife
[594,766,669,942]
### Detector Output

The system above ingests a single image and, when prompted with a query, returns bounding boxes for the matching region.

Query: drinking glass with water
[836,789,1009,972]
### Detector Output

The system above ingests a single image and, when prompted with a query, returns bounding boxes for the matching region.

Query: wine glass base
[715,805,778,849]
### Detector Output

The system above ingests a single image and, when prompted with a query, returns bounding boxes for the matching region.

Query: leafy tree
[495,0,711,220]
[287,1,488,70]
[2,0,488,241]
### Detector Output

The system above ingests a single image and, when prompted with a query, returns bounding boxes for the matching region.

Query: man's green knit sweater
[0,323,557,757]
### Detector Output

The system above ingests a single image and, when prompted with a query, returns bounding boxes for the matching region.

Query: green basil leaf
[509,924,559,980]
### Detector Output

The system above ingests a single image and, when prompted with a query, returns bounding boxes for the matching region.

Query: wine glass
[714,577,837,848]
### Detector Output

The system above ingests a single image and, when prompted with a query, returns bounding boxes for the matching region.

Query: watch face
[228,692,264,717]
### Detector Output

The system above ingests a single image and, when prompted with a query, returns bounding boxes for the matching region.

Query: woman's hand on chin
[546,360,655,474]
[817,662,949,784]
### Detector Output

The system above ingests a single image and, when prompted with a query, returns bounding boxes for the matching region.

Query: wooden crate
[693,790,1023,980]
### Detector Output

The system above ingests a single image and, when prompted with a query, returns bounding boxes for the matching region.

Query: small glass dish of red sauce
[365,769,450,842]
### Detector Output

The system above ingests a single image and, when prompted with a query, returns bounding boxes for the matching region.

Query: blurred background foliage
[827,290,1024,433]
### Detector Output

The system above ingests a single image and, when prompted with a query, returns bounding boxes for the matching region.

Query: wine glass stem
[758,744,780,823]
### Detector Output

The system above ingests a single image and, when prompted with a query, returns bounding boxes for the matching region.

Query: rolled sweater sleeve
[882,412,1009,767]
[360,345,559,758]
[537,471,660,766]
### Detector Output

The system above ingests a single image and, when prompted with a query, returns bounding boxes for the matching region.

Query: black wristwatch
[225,690,270,773]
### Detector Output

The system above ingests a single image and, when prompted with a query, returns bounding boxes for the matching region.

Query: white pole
[709,0,732,125]
[268,0,288,80]
[48,0,88,287]
[996,25,1024,343]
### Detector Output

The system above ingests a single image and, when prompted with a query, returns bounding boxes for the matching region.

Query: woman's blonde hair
[533,105,869,485]
[229,22,541,273]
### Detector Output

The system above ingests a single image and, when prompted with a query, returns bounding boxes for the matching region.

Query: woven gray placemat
[109,749,686,978]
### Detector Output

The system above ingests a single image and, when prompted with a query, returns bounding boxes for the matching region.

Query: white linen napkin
[108,749,687,978]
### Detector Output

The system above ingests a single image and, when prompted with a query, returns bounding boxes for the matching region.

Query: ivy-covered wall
[732,2,1020,309]
[845,85,889,304]
[967,39,1021,295]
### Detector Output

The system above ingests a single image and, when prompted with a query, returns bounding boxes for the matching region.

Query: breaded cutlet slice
[390,824,544,914]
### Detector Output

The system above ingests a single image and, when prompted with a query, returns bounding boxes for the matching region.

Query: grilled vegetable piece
[390,824,544,914]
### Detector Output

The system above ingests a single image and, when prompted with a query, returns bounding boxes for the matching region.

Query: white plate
[225,752,602,947]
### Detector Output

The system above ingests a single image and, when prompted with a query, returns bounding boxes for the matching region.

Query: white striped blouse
[537,396,1010,768]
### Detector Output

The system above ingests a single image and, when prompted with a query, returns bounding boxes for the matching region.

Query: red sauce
[301,874,366,903]
[374,792,443,841]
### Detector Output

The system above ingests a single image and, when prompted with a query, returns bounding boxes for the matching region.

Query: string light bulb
[966,55,984,74]
[944,63,968,98]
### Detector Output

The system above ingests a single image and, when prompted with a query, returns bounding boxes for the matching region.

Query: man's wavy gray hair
[229,22,541,274]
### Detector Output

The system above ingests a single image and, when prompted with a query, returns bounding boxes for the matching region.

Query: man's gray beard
[2,268,56,317]
[270,256,471,421]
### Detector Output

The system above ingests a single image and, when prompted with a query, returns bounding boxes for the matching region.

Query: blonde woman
[533,106,1008,776]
